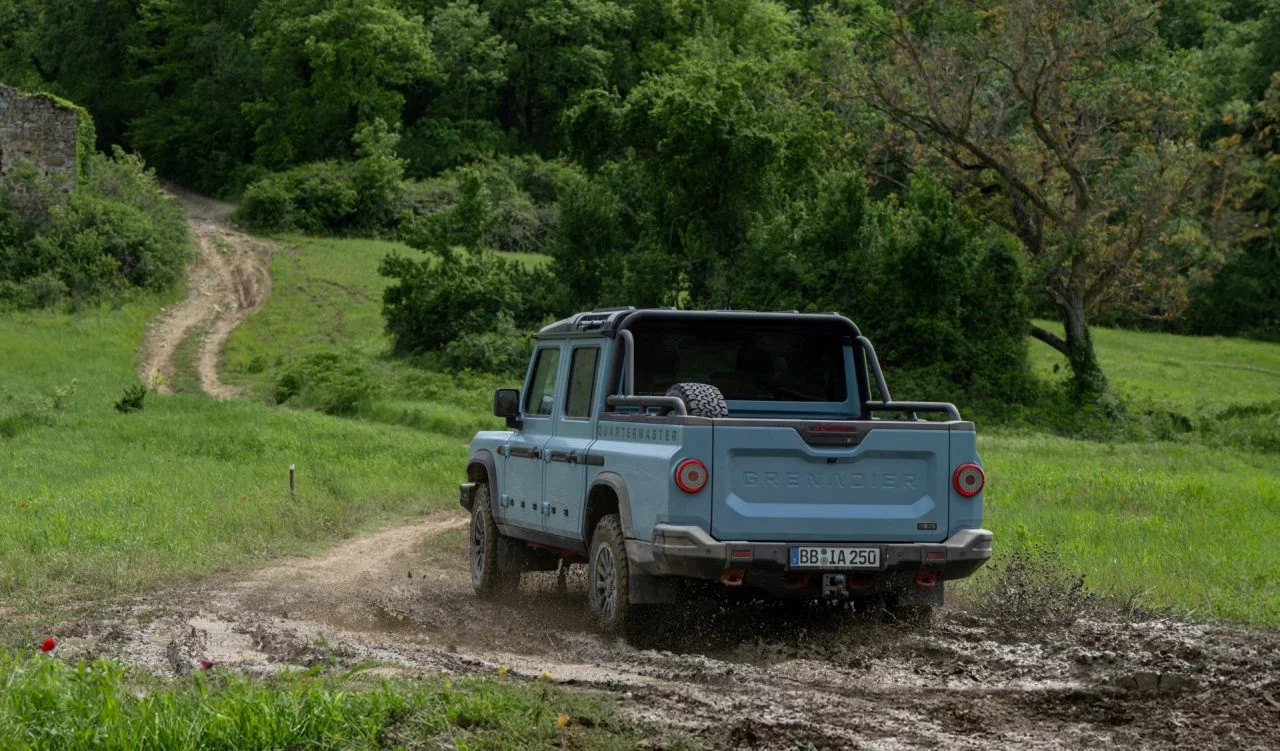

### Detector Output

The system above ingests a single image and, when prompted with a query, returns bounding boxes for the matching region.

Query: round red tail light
[674,459,708,493]
[952,463,985,497]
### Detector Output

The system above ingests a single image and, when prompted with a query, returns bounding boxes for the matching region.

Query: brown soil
[139,186,273,398]
[56,513,1280,750]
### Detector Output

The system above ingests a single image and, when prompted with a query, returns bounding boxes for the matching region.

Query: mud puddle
[53,513,1280,749]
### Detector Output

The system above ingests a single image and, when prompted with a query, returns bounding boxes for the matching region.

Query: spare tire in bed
[664,382,729,418]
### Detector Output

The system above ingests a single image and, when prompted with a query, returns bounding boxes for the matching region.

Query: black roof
[536,307,861,338]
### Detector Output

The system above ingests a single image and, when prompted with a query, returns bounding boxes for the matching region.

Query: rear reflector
[926,551,946,561]
[674,459,708,493]
[952,463,985,497]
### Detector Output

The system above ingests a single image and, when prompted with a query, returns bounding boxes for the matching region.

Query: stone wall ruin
[0,83,81,194]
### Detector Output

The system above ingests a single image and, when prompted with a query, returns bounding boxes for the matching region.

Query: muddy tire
[469,486,519,599]
[665,382,729,418]
[588,514,635,635]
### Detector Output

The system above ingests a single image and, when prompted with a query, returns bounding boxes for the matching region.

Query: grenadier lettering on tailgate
[743,471,919,491]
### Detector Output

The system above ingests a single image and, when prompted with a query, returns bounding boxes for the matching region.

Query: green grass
[0,652,639,750]
[0,300,468,620]
[221,235,514,439]
[1029,319,1280,412]
[979,432,1279,626]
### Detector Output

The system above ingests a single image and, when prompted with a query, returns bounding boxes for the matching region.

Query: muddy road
[56,513,1280,749]
[139,186,274,398]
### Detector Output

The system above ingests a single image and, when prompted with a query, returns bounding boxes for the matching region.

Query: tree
[247,0,434,167]
[427,1,511,122]
[28,0,144,148]
[129,0,262,193]
[847,0,1238,398]
[485,0,633,151]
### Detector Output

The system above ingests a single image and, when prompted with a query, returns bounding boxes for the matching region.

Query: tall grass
[0,652,634,750]
[979,432,1280,626]
[0,301,466,616]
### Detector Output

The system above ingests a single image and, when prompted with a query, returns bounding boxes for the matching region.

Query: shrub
[439,316,534,376]
[1,381,78,437]
[379,246,554,359]
[114,383,147,414]
[235,120,406,235]
[273,353,378,416]
[0,149,188,309]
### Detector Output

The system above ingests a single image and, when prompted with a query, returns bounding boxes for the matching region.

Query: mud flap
[629,571,677,605]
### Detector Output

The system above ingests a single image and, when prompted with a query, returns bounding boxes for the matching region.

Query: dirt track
[57,513,1280,749]
[139,187,273,398]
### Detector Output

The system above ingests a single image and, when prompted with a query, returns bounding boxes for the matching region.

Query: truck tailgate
[710,422,949,543]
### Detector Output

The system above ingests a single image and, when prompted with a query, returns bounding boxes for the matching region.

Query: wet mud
[52,513,1280,749]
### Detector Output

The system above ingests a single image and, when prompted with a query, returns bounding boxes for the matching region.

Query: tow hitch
[821,573,848,599]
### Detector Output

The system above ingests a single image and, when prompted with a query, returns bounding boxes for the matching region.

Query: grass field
[1029,318,1280,412]
[0,299,468,624]
[0,652,638,750]
[220,235,511,439]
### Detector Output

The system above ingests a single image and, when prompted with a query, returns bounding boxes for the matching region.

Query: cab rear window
[630,322,847,402]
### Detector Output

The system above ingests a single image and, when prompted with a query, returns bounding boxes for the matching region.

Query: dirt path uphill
[139,186,273,398]
[59,513,1280,750]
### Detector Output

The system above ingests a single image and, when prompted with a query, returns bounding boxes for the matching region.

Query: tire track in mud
[58,514,1280,750]
[139,186,273,398]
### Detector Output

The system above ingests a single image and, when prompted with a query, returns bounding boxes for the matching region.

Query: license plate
[789,546,880,570]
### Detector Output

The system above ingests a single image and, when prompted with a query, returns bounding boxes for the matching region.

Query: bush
[379,246,554,360]
[0,149,189,309]
[273,352,379,416]
[235,120,406,235]
[0,381,77,438]
[114,383,147,414]
[439,316,534,376]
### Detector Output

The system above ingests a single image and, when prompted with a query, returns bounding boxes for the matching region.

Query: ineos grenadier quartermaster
[459,308,992,634]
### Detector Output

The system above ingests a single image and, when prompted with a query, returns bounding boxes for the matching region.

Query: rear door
[709,421,949,543]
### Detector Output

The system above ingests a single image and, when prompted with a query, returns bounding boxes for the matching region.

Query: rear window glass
[631,322,848,402]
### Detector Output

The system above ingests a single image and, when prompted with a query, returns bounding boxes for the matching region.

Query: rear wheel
[587,514,634,634]
[469,485,519,598]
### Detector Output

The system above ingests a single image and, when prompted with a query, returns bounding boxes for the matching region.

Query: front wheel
[587,514,634,634]
[469,486,519,598]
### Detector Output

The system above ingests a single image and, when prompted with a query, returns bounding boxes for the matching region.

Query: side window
[565,347,600,419]
[525,347,561,416]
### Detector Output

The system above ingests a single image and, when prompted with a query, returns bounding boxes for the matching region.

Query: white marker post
[289,464,295,498]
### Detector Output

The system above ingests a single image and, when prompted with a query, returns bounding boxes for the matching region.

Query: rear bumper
[628,525,993,582]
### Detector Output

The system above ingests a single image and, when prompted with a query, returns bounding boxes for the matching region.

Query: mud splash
[54,513,1280,749]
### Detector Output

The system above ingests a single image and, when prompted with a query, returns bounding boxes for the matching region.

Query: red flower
[39,637,56,653]
[199,659,214,671]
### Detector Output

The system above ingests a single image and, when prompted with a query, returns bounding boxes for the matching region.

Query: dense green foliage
[1,0,1277,394]
[0,150,188,310]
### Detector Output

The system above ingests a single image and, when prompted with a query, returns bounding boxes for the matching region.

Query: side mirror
[493,388,522,429]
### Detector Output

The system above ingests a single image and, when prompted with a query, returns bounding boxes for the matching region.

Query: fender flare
[466,450,501,517]
[585,471,636,540]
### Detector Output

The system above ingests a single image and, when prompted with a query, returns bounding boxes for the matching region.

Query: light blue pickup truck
[459,308,992,634]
